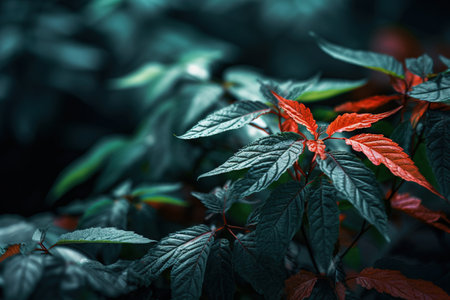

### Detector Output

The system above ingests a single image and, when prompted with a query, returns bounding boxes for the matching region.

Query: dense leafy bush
[0,1,449,299]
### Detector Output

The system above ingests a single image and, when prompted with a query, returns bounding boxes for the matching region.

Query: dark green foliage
[233,232,285,299]
[425,111,450,199]
[317,151,388,240]
[56,227,154,244]
[256,181,306,257]
[307,179,339,273]
[204,239,235,300]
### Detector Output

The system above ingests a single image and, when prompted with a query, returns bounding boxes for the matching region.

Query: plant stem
[339,220,369,259]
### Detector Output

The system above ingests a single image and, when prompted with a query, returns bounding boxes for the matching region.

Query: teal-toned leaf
[405,54,433,78]
[3,254,44,300]
[131,183,182,197]
[192,181,239,213]
[233,232,284,299]
[94,140,147,192]
[170,232,215,300]
[178,101,270,139]
[307,179,339,273]
[224,67,267,101]
[48,136,127,201]
[317,151,388,240]
[311,32,404,78]
[391,121,414,156]
[204,239,235,300]
[79,198,129,229]
[259,73,321,105]
[256,181,306,257]
[297,78,367,101]
[56,227,154,244]
[132,225,213,286]
[425,111,450,199]
[199,132,304,179]
[408,73,450,103]
[110,62,165,89]
[439,55,450,69]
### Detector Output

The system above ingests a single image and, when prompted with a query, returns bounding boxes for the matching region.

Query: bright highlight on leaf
[345,134,443,198]
[56,227,155,245]
[178,100,270,139]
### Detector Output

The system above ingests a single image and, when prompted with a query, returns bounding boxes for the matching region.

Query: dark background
[0,0,449,216]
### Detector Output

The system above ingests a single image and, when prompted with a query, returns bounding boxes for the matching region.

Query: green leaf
[141,196,187,207]
[425,111,450,199]
[311,32,404,78]
[132,225,213,286]
[259,73,321,105]
[233,232,284,299]
[79,198,129,229]
[178,100,270,139]
[192,181,239,213]
[307,179,339,272]
[56,227,154,244]
[317,151,388,240]
[204,239,235,300]
[131,183,182,197]
[199,133,304,179]
[109,62,165,89]
[391,121,414,156]
[297,78,367,101]
[2,254,44,300]
[170,232,215,300]
[256,181,306,257]
[48,136,127,201]
[405,54,433,78]
[408,73,450,103]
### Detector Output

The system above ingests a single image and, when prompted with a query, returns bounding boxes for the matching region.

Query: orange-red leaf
[391,69,425,94]
[335,95,402,112]
[391,193,450,233]
[327,107,401,136]
[347,268,450,300]
[281,117,300,133]
[410,102,429,127]
[285,270,318,300]
[345,134,442,198]
[0,244,21,263]
[272,91,318,138]
[335,282,346,300]
[306,140,326,159]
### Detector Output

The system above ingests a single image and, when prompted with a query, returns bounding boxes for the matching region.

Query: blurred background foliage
[0,0,449,283]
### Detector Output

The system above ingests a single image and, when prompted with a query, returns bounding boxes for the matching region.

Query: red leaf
[391,193,450,233]
[285,270,318,300]
[335,95,402,112]
[410,102,429,127]
[327,107,401,136]
[306,140,326,159]
[0,244,21,263]
[281,118,300,133]
[335,282,346,300]
[391,69,425,94]
[272,91,318,138]
[345,134,443,198]
[347,268,450,300]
